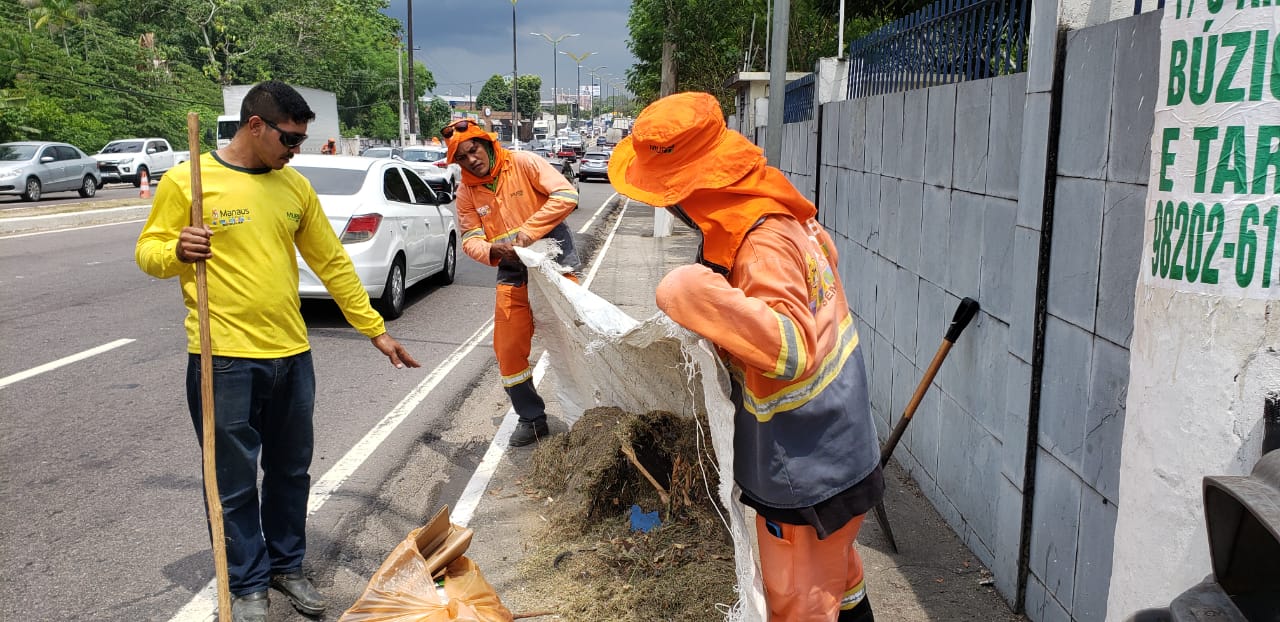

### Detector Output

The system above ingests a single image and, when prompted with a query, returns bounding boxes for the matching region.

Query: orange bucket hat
[608,92,763,206]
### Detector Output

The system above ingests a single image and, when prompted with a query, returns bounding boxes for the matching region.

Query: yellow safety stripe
[462,227,486,242]
[742,314,858,422]
[501,367,533,388]
[762,312,804,381]
[490,227,522,244]
[840,579,867,609]
[550,190,579,202]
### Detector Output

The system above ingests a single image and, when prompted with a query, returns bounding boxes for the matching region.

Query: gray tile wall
[774,11,1156,622]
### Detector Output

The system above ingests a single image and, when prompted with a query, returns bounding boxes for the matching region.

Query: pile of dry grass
[518,407,738,620]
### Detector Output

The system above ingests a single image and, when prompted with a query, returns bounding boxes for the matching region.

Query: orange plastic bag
[340,508,513,622]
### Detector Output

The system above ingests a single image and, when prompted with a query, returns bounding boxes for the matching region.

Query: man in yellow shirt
[136,81,419,622]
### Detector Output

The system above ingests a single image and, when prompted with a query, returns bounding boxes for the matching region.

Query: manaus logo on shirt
[210,208,253,228]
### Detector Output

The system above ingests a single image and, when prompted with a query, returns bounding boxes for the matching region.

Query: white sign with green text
[1145,0,1280,299]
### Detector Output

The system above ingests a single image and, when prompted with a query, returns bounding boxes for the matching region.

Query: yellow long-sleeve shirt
[136,152,385,358]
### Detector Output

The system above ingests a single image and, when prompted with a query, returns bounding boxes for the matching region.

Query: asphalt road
[0,182,153,210]
[0,177,620,621]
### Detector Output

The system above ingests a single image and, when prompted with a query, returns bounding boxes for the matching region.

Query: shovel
[872,297,980,554]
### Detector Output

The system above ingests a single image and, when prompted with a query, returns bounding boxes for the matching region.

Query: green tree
[419,97,452,141]
[24,0,89,55]
[625,0,890,114]
[474,73,541,119]
[474,74,510,112]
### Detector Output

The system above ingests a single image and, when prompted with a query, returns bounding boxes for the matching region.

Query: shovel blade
[872,501,899,554]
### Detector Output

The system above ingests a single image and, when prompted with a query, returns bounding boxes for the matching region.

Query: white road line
[2,204,150,221]
[0,218,148,240]
[577,191,618,235]
[0,338,135,389]
[452,355,548,527]
[584,198,630,288]
[169,191,625,621]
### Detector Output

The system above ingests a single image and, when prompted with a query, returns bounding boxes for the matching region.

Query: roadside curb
[0,204,152,236]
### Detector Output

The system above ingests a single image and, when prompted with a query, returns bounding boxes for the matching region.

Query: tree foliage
[1,0,437,149]
[473,73,542,119]
[625,0,894,114]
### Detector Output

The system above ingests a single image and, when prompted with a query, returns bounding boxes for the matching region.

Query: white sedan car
[288,154,457,319]
[401,146,460,196]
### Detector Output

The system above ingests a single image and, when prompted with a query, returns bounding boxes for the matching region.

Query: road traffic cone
[139,169,151,199]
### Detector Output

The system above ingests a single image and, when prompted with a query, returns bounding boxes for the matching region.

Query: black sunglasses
[261,118,308,149]
[441,120,473,139]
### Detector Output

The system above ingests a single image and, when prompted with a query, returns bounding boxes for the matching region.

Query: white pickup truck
[92,138,189,187]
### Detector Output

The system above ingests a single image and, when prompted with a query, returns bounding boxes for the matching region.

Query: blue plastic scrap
[629,504,660,533]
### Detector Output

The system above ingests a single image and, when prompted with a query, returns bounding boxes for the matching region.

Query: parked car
[0,142,101,201]
[401,146,460,195]
[287,154,457,319]
[361,146,402,159]
[577,152,610,182]
[92,138,181,187]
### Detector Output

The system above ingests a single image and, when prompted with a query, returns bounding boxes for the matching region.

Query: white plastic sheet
[516,245,766,622]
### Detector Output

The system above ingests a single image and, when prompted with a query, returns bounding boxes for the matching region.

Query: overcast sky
[380,0,637,101]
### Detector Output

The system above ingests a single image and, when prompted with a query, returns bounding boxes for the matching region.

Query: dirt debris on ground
[513,406,738,621]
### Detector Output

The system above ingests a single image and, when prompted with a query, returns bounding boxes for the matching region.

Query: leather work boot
[270,570,327,616]
[230,591,268,622]
[509,418,549,447]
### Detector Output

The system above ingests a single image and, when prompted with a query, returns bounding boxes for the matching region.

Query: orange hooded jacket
[447,125,579,269]
[655,161,878,518]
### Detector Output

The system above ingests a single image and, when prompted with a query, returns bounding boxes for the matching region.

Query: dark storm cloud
[382,0,636,99]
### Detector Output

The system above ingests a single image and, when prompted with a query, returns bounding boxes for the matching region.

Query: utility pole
[406,0,417,140]
[397,41,406,146]
[765,0,790,165]
[660,0,676,97]
[510,0,519,145]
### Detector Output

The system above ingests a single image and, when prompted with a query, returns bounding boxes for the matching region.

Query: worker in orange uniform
[320,138,336,154]
[444,119,581,447]
[608,92,882,622]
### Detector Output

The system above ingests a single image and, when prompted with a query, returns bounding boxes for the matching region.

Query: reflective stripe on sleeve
[763,312,804,381]
[742,314,859,421]
[462,227,486,242]
[550,190,578,202]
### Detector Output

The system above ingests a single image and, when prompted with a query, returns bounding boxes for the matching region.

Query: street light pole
[561,50,595,127]
[587,65,606,129]
[530,32,578,138]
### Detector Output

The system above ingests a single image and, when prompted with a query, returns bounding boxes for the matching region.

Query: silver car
[287,154,458,319]
[400,146,461,196]
[0,142,102,201]
[577,152,610,182]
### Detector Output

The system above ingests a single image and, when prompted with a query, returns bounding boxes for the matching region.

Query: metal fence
[1132,0,1166,14]
[847,0,1031,98]
[784,73,816,122]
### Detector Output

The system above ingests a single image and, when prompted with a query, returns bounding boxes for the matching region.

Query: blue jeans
[186,351,315,597]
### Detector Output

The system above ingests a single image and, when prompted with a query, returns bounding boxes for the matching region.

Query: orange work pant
[756,513,868,622]
[493,274,579,420]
